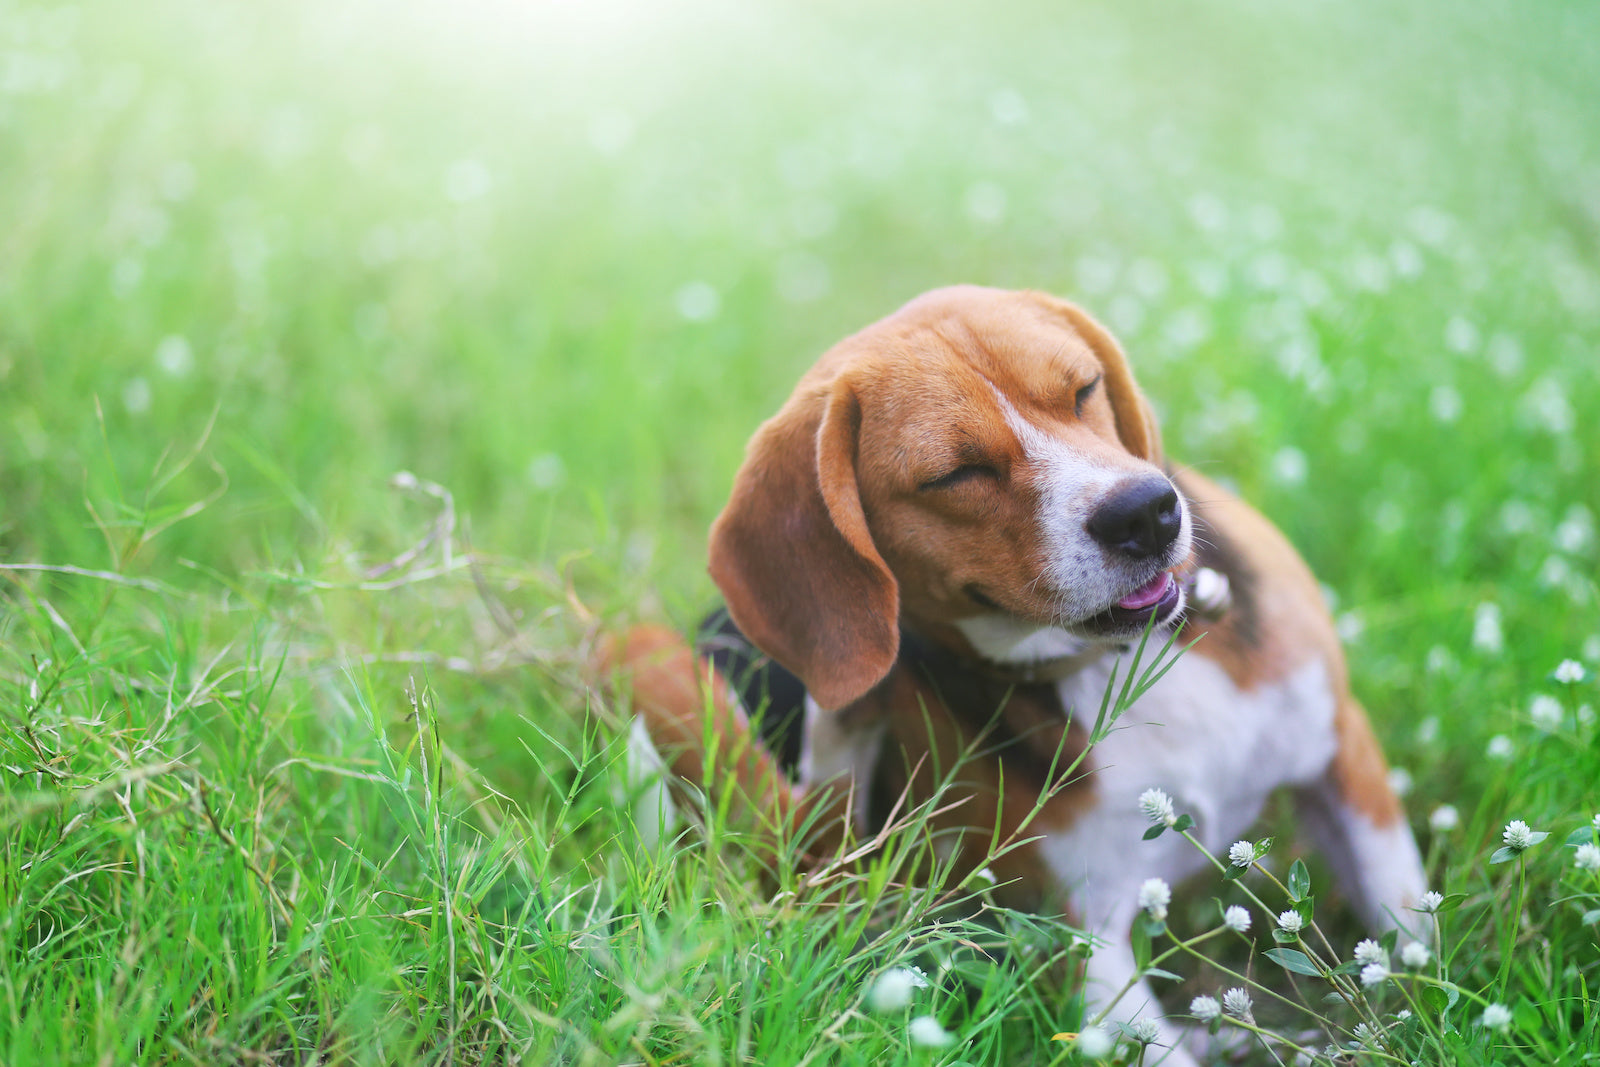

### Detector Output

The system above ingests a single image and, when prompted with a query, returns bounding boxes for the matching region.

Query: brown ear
[708,377,899,710]
[1047,298,1164,465]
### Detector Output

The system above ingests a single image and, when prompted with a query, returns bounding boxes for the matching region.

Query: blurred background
[5,0,1595,612]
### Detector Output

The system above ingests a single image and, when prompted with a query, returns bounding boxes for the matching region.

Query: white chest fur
[1044,651,1339,927]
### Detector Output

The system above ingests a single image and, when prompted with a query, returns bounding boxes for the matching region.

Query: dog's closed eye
[917,463,998,492]
[1074,374,1102,417]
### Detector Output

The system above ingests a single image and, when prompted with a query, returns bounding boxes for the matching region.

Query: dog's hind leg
[1292,695,1427,937]
[594,624,863,870]
[593,624,795,827]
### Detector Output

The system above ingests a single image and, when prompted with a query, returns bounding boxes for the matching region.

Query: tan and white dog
[602,285,1424,1062]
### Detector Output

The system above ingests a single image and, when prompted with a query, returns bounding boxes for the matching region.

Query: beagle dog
[603,286,1425,1063]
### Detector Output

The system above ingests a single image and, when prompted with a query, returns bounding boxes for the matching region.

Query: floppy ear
[708,378,900,711]
[1047,297,1165,466]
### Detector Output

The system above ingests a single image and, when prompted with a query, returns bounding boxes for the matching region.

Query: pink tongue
[1117,572,1173,610]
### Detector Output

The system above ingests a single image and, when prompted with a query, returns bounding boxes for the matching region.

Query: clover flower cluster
[1098,764,1600,1060]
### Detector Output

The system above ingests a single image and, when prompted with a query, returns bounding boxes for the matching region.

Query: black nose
[1088,477,1182,559]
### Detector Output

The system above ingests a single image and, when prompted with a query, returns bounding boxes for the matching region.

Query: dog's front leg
[797,695,888,834]
[1080,924,1201,1067]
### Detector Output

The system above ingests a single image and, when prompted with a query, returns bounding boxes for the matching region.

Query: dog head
[709,286,1193,710]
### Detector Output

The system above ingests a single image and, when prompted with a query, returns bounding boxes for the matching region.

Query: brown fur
[596,284,1408,906]
[710,287,1163,711]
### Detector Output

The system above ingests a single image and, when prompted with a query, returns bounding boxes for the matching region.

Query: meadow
[2,0,1598,1062]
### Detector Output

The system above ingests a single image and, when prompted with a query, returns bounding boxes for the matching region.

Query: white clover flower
[908,1015,955,1047]
[1352,1022,1376,1047]
[1529,694,1563,732]
[1401,942,1431,968]
[1360,961,1389,987]
[1594,813,1600,834]
[1190,995,1221,1021]
[1396,1009,1413,1021]
[1575,843,1600,872]
[1139,787,1177,827]
[1554,659,1587,684]
[1277,910,1304,934]
[1127,1018,1160,1044]
[1387,766,1413,797]
[1472,602,1504,655]
[867,967,929,1012]
[1075,1025,1114,1058]
[1486,734,1514,759]
[1138,877,1171,921]
[1353,939,1387,966]
[1223,905,1251,933]
[1480,1003,1513,1030]
[1503,819,1536,851]
[1222,987,1253,1021]
[1416,890,1445,913]
[1429,805,1460,832]
[1228,840,1255,868]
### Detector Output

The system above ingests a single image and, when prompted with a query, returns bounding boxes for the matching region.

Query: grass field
[3,0,1599,1062]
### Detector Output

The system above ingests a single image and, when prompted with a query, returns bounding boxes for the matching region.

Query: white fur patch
[954,613,1091,665]
[798,695,887,831]
[1040,655,1340,929]
[1296,782,1428,936]
[989,387,1193,624]
[624,716,678,849]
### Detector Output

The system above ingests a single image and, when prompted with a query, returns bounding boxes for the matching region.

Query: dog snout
[1087,477,1182,560]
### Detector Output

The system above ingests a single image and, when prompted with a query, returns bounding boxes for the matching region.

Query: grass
[2,0,1598,1061]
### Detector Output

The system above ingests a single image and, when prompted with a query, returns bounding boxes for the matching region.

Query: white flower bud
[908,1015,955,1047]
[1480,1003,1513,1030]
[867,967,928,1012]
[1138,877,1171,921]
[1075,1026,1114,1058]
[1127,1018,1159,1044]
[1138,788,1177,827]
[1503,819,1536,851]
[1401,942,1431,968]
[1222,987,1253,1020]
